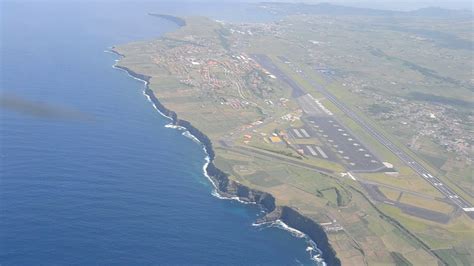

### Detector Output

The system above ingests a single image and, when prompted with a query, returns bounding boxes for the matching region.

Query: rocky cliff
[114,62,341,265]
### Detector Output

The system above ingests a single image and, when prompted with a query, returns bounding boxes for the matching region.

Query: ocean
[0,2,319,265]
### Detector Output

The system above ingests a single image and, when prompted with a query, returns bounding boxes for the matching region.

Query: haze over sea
[1,2,318,265]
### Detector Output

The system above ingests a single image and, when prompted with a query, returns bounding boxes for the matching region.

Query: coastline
[110,50,341,265]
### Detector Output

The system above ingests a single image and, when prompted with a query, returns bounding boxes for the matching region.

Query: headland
[112,10,473,264]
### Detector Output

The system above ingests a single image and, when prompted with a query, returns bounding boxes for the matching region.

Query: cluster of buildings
[352,87,473,164]
[151,34,283,115]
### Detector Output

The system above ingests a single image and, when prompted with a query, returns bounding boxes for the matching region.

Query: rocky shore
[144,84,340,265]
[111,59,341,265]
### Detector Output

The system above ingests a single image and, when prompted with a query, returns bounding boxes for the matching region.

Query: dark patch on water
[0,2,316,265]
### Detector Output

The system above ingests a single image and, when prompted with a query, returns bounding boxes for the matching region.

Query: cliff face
[144,87,276,210]
[277,207,340,266]
[114,65,152,85]
[114,63,341,264]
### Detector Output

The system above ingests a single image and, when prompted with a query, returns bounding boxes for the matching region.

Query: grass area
[435,248,472,266]
[380,204,474,250]
[379,187,402,201]
[399,193,454,214]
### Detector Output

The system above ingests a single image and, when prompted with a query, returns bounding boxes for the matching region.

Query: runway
[302,70,474,215]
[252,53,473,215]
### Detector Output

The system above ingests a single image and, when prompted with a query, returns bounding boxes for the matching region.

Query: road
[360,182,452,224]
[222,145,335,175]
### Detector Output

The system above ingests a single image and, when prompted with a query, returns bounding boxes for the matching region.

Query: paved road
[359,179,439,200]
[225,146,334,175]
[301,71,474,215]
[360,183,452,224]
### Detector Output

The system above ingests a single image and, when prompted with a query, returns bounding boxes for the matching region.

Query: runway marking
[300,128,310,138]
[306,145,318,156]
[347,172,356,180]
[293,129,303,138]
[315,146,328,159]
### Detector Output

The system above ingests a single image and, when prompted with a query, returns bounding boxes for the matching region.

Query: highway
[302,71,474,214]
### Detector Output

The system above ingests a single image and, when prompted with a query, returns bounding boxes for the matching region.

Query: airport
[252,53,473,216]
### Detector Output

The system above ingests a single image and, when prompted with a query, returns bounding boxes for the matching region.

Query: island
[113,6,473,265]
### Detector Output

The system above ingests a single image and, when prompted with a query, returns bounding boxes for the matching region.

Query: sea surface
[1,2,318,265]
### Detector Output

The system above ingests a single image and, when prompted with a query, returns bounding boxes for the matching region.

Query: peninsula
[113,9,473,265]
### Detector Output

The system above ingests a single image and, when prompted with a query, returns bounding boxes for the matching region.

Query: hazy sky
[317,0,473,11]
[2,0,472,11]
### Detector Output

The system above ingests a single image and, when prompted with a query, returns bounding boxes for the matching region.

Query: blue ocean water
[0,1,317,265]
